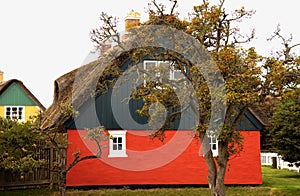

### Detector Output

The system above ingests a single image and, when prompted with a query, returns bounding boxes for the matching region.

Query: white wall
[261,152,300,172]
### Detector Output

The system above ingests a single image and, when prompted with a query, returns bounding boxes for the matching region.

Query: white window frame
[143,60,184,82]
[4,106,25,122]
[108,130,128,158]
[208,133,218,157]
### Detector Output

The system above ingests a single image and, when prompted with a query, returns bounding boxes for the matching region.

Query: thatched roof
[0,79,45,111]
[41,55,271,130]
[40,60,98,130]
[41,25,271,130]
[40,47,130,130]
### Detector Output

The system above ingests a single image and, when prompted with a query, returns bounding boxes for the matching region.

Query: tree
[0,106,108,196]
[259,25,300,152]
[0,117,45,177]
[261,25,300,100]
[90,1,262,195]
[269,88,300,166]
[36,104,109,196]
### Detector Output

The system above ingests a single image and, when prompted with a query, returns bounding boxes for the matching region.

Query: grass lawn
[0,166,299,196]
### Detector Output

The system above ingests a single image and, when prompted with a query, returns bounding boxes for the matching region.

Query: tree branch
[170,0,177,15]
[152,0,164,16]
[66,155,99,173]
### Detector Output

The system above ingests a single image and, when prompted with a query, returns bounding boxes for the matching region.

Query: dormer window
[143,60,185,83]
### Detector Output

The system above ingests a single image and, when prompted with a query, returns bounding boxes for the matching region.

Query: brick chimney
[125,10,141,31]
[122,10,141,41]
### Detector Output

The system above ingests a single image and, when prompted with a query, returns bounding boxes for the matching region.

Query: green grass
[1,166,299,196]
[260,166,300,195]
[0,188,54,196]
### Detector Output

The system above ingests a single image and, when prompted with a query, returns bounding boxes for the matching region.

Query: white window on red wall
[108,130,128,158]
[5,106,25,122]
[208,134,218,157]
[204,130,219,157]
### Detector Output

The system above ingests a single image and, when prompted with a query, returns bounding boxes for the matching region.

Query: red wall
[66,130,262,186]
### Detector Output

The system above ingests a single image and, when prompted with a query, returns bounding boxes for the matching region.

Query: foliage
[88,0,300,195]
[89,0,265,195]
[261,25,300,99]
[258,26,300,152]
[0,117,45,173]
[36,104,110,196]
[269,88,300,165]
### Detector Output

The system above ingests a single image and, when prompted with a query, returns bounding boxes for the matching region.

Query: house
[42,60,268,186]
[0,71,45,122]
[41,11,270,187]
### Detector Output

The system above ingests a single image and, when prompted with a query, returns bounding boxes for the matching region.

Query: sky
[0,0,300,107]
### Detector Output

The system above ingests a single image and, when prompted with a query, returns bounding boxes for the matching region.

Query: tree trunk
[58,171,67,196]
[204,150,218,195]
[204,141,229,196]
[214,142,229,196]
[214,159,227,196]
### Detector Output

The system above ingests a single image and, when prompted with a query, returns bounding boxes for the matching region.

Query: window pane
[6,108,10,117]
[113,138,117,143]
[145,62,156,69]
[157,62,169,78]
[118,144,122,150]
[174,70,184,80]
[212,144,216,150]
[212,138,216,143]
[118,137,122,143]
[145,62,158,78]
[18,107,23,119]
[113,144,117,150]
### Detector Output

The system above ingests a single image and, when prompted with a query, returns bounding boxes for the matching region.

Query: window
[261,156,266,164]
[208,134,218,157]
[5,106,24,121]
[143,60,185,82]
[108,131,128,158]
[170,65,185,81]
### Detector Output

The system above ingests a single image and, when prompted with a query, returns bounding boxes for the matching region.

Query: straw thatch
[41,55,270,131]
[41,28,271,130]
[40,45,130,130]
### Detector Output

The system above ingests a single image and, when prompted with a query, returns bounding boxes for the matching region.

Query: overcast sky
[0,0,299,107]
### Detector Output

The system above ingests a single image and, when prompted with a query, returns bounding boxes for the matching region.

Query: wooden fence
[0,147,66,190]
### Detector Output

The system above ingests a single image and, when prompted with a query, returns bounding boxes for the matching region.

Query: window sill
[108,154,128,158]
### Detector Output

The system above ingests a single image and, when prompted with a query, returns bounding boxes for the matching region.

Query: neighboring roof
[248,105,271,127]
[0,79,46,111]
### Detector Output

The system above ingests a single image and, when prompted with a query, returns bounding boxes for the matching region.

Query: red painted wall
[66,130,262,186]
